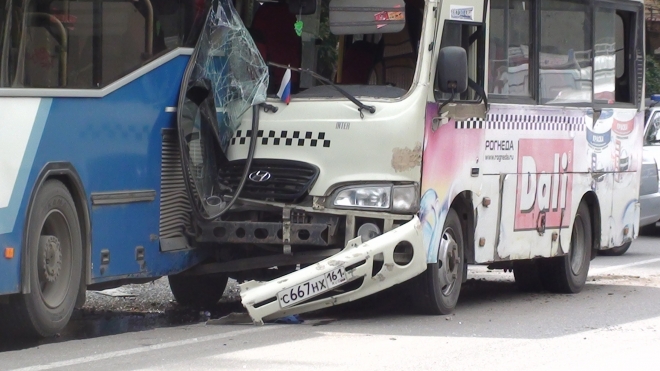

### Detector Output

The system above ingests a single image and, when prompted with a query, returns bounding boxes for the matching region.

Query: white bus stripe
[0,98,52,235]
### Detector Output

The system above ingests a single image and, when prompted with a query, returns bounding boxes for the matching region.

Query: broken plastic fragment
[272,315,304,324]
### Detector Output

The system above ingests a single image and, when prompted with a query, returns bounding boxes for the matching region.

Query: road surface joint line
[8,326,279,371]
[590,257,660,275]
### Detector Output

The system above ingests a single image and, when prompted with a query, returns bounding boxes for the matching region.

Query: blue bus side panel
[0,55,206,294]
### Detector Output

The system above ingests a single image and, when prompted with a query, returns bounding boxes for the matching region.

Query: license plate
[277,266,347,308]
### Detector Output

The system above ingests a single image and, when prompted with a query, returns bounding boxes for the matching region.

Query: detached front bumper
[240,217,427,324]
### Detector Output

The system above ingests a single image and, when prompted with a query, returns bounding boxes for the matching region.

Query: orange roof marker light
[4,247,14,259]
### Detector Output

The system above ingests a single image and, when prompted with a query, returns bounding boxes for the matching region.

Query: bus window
[594,7,617,104]
[539,0,592,105]
[488,0,531,97]
[594,6,639,105]
[248,0,424,99]
[1,0,70,88]
[0,0,209,89]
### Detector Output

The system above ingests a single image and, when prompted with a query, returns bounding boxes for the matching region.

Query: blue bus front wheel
[0,180,83,338]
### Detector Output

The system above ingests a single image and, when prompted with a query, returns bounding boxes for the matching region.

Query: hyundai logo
[249,170,272,183]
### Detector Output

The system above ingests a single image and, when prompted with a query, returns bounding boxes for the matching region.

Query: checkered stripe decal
[231,130,331,148]
[455,118,484,129]
[455,114,585,131]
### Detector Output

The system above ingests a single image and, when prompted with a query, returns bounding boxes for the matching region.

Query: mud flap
[240,217,427,324]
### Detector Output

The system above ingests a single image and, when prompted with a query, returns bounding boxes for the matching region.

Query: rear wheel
[412,209,465,314]
[598,241,631,256]
[168,273,228,308]
[540,202,592,293]
[0,180,83,338]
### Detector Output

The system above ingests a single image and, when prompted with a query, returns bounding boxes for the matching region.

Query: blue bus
[0,0,223,337]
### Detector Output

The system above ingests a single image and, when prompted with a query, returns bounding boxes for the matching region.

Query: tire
[598,241,631,256]
[513,260,542,292]
[411,209,465,314]
[168,273,228,308]
[0,180,83,338]
[540,202,592,293]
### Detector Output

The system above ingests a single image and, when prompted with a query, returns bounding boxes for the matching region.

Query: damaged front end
[175,0,426,324]
[240,217,426,324]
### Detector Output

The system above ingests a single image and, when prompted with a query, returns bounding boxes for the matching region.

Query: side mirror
[288,0,317,15]
[436,46,468,94]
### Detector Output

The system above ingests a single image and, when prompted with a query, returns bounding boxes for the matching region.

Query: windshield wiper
[269,62,376,118]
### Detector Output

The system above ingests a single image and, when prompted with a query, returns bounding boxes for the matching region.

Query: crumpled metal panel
[178,1,268,218]
[240,217,427,324]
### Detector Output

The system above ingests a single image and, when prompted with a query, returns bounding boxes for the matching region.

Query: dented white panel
[240,218,426,324]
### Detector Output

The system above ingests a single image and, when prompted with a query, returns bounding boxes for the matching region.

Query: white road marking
[590,257,660,275]
[8,326,277,371]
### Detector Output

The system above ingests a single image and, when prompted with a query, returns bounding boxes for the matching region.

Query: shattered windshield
[178,0,268,218]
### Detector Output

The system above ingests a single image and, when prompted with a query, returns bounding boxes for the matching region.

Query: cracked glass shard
[178,1,268,218]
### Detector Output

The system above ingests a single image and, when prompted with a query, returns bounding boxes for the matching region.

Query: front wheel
[540,202,592,293]
[168,273,228,308]
[411,209,465,314]
[0,180,83,338]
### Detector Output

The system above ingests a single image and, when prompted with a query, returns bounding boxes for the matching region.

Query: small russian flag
[277,69,292,105]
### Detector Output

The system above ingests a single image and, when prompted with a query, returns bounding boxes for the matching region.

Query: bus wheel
[412,209,465,314]
[598,241,631,256]
[168,273,228,308]
[1,180,83,338]
[541,202,591,293]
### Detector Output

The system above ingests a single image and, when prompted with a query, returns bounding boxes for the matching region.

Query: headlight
[334,186,391,209]
[332,184,419,213]
[392,184,419,213]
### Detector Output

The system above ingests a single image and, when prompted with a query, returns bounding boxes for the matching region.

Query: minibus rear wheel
[540,202,591,293]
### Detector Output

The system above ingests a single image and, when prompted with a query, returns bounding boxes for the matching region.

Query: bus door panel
[585,108,623,249]
[473,174,512,263]
[606,107,643,247]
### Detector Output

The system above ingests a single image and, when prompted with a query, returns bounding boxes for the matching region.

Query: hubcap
[437,230,460,295]
[40,235,62,283]
[38,209,73,309]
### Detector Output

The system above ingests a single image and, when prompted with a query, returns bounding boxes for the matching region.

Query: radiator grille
[218,159,319,202]
[159,130,192,239]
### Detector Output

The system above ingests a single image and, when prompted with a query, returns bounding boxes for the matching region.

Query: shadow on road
[0,300,245,353]
[301,274,660,339]
[3,272,660,351]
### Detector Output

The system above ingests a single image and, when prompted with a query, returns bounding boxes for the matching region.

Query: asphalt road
[3,229,660,370]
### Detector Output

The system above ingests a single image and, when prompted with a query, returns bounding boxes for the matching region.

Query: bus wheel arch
[451,191,475,266]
